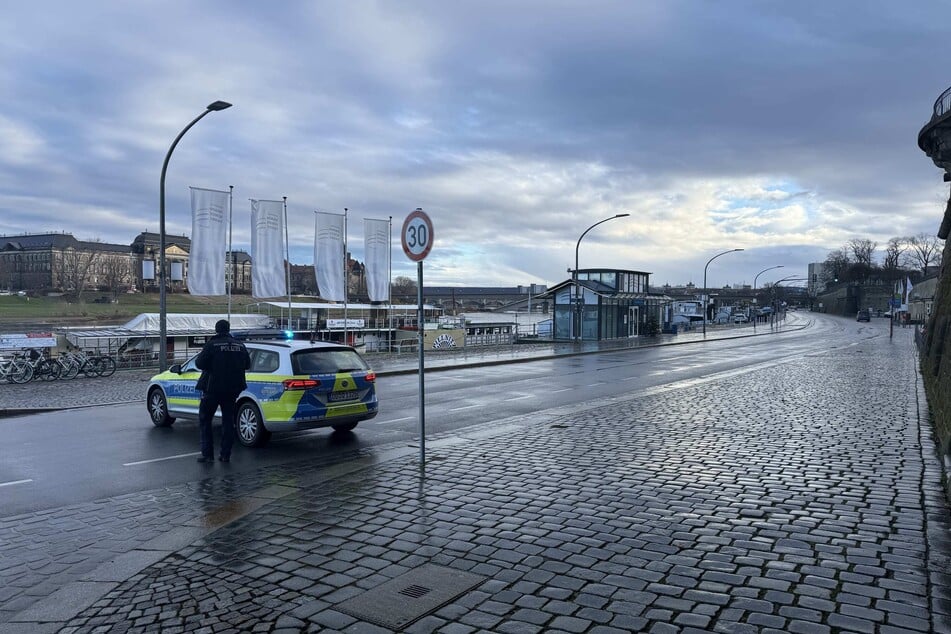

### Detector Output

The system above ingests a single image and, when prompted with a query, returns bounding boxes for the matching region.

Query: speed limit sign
[401,208,434,262]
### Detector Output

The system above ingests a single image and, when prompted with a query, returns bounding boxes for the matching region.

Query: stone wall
[922,239,951,467]
[815,284,894,317]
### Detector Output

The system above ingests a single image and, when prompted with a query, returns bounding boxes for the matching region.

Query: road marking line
[585,382,604,387]
[504,394,533,401]
[550,388,573,393]
[448,404,481,411]
[0,479,33,488]
[376,416,414,425]
[123,452,201,466]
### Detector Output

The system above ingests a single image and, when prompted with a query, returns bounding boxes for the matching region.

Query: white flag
[187,187,229,295]
[906,276,914,303]
[251,200,286,298]
[364,218,390,302]
[314,212,346,301]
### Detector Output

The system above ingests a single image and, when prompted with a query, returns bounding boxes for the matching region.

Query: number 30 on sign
[401,208,434,262]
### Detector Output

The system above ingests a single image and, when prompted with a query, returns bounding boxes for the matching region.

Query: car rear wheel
[236,401,270,447]
[148,388,175,427]
[331,422,358,432]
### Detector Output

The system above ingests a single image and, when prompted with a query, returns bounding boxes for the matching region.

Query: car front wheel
[235,401,270,447]
[148,388,175,427]
[331,422,358,432]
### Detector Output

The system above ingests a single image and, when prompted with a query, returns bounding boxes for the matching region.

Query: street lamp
[702,248,744,336]
[752,265,784,332]
[158,100,232,371]
[767,275,806,328]
[573,213,630,341]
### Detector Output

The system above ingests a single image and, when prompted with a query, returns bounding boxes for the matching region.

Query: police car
[146,340,378,447]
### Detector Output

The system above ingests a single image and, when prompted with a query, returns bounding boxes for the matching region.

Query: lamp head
[615,213,631,218]
[206,100,233,111]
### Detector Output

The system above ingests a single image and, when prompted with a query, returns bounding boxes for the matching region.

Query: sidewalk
[8,316,948,634]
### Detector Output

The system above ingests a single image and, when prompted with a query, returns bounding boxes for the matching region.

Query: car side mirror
[169,363,182,374]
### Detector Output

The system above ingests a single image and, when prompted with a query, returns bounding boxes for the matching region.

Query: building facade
[540,268,669,340]
[0,233,135,296]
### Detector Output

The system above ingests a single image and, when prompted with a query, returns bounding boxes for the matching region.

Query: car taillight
[283,378,320,390]
[365,371,376,382]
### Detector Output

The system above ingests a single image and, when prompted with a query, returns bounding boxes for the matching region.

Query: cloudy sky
[1,1,948,289]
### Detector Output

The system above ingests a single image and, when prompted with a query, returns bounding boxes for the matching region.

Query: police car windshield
[292,349,369,374]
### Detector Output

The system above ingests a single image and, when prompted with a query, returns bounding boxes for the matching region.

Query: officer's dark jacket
[195,334,251,395]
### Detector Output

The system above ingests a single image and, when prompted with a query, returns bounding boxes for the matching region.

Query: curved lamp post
[702,248,744,336]
[159,100,232,371]
[574,213,630,341]
[767,275,806,328]
[752,265,784,332]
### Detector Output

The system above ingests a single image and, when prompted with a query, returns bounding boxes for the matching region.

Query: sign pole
[401,208,434,470]
[417,259,425,468]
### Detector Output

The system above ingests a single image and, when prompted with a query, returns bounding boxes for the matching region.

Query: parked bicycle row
[0,349,116,383]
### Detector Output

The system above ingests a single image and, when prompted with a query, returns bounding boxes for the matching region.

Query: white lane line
[0,479,33,488]
[550,388,573,393]
[123,452,200,466]
[448,404,481,411]
[585,382,604,387]
[504,394,533,401]
[376,416,414,425]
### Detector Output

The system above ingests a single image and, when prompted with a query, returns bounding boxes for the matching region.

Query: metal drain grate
[336,563,485,629]
[399,584,432,598]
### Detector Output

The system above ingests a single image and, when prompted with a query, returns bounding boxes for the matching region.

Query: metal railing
[933,86,951,119]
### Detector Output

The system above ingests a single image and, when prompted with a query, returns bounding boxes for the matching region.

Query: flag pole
[388,215,393,343]
[344,208,349,346]
[283,196,292,334]
[227,185,233,321]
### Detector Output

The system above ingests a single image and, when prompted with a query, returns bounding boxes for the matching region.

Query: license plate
[329,390,359,402]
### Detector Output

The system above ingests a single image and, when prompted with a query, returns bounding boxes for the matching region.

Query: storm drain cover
[336,563,486,630]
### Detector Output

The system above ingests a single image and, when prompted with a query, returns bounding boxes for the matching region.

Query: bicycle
[81,353,117,378]
[0,352,34,384]
[54,352,82,380]
[23,348,60,381]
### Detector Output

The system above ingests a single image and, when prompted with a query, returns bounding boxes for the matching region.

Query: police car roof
[244,339,354,351]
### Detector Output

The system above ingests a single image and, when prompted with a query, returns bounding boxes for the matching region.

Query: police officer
[195,319,250,463]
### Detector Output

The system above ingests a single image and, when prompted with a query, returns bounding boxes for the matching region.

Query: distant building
[808,262,827,296]
[0,232,135,295]
[537,268,669,340]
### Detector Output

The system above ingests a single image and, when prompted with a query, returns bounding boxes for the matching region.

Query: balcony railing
[933,86,951,119]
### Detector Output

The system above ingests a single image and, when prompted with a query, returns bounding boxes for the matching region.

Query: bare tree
[882,237,906,274]
[56,248,100,301]
[823,248,850,284]
[905,233,944,275]
[392,275,417,302]
[847,238,877,267]
[0,256,11,291]
[99,254,133,300]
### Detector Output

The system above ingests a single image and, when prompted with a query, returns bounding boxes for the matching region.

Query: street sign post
[401,208,434,468]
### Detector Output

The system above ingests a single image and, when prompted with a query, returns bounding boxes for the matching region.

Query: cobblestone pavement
[3,323,950,633]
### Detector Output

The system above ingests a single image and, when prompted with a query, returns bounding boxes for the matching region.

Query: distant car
[856,309,870,322]
[146,340,378,447]
[733,314,749,324]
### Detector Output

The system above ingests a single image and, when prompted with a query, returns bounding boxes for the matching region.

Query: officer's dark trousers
[198,392,239,459]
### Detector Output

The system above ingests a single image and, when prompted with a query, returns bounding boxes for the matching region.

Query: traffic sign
[401,208,434,262]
